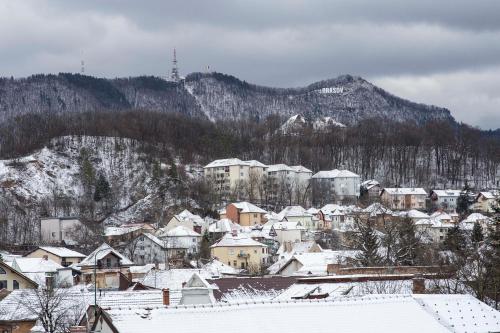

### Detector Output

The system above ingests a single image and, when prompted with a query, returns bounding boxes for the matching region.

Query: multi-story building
[40,217,83,245]
[429,189,461,211]
[311,169,360,205]
[266,164,312,205]
[380,188,427,210]
[204,158,267,201]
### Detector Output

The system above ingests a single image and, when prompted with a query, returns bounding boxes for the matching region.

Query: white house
[312,169,360,205]
[40,217,83,245]
[126,233,168,266]
[429,190,461,211]
[278,206,317,230]
[163,226,201,257]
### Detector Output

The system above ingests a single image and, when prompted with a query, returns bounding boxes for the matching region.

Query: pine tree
[93,174,111,202]
[199,230,212,260]
[457,182,474,218]
[443,225,466,254]
[395,218,421,266]
[354,218,383,267]
[471,221,484,245]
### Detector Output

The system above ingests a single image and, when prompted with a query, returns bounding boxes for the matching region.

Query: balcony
[237,252,250,259]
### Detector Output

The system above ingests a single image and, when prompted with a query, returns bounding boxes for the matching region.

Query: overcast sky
[1,1,499,129]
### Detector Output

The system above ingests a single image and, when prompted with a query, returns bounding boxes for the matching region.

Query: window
[106,258,112,268]
[0,267,6,274]
[241,262,246,269]
[261,248,265,254]
[228,261,231,266]
[229,249,234,255]
[13,280,19,290]
[253,214,257,218]
[233,260,237,266]
[192,238,196,243]
[254,249,257,254]
[0,280,7,289]
[51,232,56,237]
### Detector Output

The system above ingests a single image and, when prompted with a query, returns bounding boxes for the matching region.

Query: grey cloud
[0,0,499,128]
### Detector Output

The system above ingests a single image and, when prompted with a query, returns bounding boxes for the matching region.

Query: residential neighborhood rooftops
[279,205,310,217]
[94,293,500,333]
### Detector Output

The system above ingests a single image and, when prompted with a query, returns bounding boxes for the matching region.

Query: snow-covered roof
[141,269,215,290]
[382,188,428,195]
[305,207,319,215]
[267,164,294,172]
[174,209,205,226]
[37,246,86,258]
[231,202,267,214]
[279,205,310,217]
[361,179,380,189]
[0,288,167,322]
[431,189,462,197]
[463,212,491,223]
[211,233,267,248]
[404,209,430,219]
[96,294,499,333]
[278,251,359,276]
[202,259,242,276]
[142,232,166,248]
[204,159,267,169]
[362,203,392,216]
[129,264,155,275]
[79,243,134,267]
[312,169,360,179]
[478,191,496,200]
[208,218,240,233]
[290,165,313,173]
[430,211,453,221]
[12,257,63,273]
[105,225,142,236]
[165,225,201,237]
[267,221,305,231]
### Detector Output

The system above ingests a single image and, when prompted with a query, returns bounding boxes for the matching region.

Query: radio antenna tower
[170,48,180,82]
[80,51,85,74]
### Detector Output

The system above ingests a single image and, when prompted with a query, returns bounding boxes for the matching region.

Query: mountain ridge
[0,72,454,126]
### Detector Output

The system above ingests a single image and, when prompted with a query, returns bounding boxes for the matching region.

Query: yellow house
[0,261,38,291]
[226,202,267,226]
[24,246,86,267]
[210,232,269,273]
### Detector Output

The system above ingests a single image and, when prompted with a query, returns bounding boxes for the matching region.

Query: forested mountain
[0,72,453,125]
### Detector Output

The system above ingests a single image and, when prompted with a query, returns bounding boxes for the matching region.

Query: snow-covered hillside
[0,72,454,126]
[0,136,180,227]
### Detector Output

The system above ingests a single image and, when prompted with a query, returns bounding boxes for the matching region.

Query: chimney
[182,282,187,288]
[162,288,170,306]
[412,275,425,294]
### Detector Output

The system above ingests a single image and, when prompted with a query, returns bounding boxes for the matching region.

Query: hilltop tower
[170,48,180,82]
